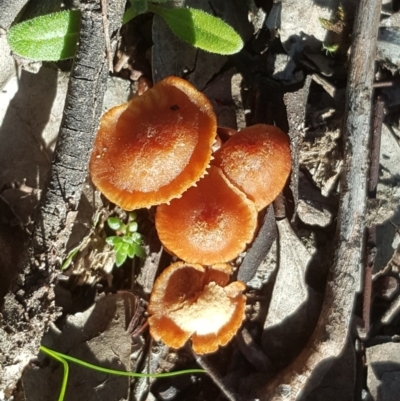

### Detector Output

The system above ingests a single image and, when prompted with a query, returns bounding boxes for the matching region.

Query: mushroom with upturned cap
[213,124,292,211]
[148,262,246,354]
[89,76,217,210]
[155,165,258,265]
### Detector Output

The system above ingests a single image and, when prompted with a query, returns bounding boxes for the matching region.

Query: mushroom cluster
[156,165,258,265]
[89,77,292,353]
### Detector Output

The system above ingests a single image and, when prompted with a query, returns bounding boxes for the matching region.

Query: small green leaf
[131,232,142,242]
[61,245,80,270]
[121,242,131,254]
[7,10,81,61]
[115,251,128,267]
[148,5,243,55]
[108,217,122,231]
[106,236,121,246]
[132,243,146,258]
[114,241,123,253]
[127,243,135,258]
[122,236,134,244]
[128,221,138,233]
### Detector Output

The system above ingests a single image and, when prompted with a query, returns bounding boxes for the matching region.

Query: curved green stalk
[41,345,205,378]
[40,345,205,401]
[40,346,69,401]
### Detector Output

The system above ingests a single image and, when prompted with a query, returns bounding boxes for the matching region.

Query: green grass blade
[61,245,80,271]
[149,5,243,55]
[7,10,81,61]
[40,346,69,401]
[41,346,205,379]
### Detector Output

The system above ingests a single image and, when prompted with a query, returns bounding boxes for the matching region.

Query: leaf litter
[1,0,400,400]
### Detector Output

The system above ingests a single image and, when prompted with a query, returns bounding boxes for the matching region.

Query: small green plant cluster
[106,212,145,267]
[7,0,243,61]
[40,345,205,401]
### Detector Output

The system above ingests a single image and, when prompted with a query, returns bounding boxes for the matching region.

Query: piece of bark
[257,0,382,398]
[0,0,125,396]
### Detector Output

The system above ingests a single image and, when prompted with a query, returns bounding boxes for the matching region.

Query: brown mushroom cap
[148,262,246,354]
[155,166,258,265]
[89,76,217,210]
[213,124,292,210]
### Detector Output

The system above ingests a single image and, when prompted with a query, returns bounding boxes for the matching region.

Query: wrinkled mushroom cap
[155,166,258,265]
[148,262,246,354]
[89,76,217,210]
[213,124,292,210]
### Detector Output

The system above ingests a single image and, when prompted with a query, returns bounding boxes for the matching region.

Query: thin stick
[101,0,114,72]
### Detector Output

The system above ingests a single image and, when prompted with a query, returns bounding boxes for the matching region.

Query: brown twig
[257,0,382,398]
[368,96,385,198]
[361,227,376,337]
[360,95,384,338]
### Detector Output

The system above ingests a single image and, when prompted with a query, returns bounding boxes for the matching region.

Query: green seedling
[40,345,205,401]
[7,0,243,61]
[322,43,339,56]
[106,212,145,267]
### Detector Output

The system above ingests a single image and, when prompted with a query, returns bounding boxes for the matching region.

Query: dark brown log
[257,0,382,399]
[31,1,125,268]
